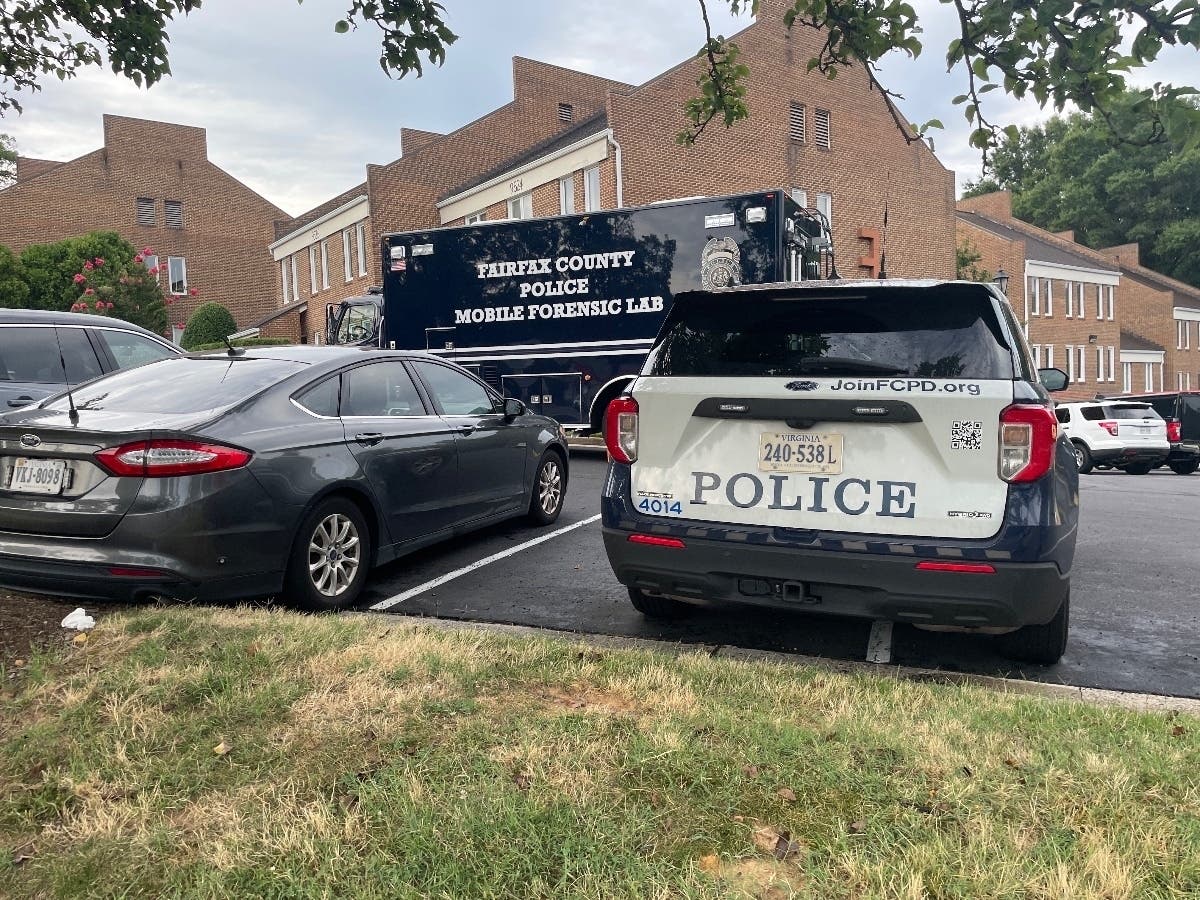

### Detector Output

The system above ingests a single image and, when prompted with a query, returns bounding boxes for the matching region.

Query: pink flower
[142,247,154,255]
[83,261,94,271]
[93,257,105,267]
[73,273,86,284]
[189,288,199,297]
[94,300,104,310]
[148,266,160,276]
[83,287,95,296]
[134,254,144,264]
[105,302,115,310]
[175,321,185,329]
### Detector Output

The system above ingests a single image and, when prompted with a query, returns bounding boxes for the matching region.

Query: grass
[1,607,1197,899]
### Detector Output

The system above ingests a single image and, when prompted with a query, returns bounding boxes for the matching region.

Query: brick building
[270,2,956,342]
[957,191,1200,398]
[0,114,287,336]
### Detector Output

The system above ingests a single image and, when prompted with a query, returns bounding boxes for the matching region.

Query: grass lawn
[1,606,1197,899]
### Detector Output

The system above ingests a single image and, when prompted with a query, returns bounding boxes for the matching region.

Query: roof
[957,211,1120,273]
[0,308,178,344]
[274,181,367,241]
[439,112,608,202]
[1112,263,1200,310]
[250,299,308,329]
[1120,330,1166,352]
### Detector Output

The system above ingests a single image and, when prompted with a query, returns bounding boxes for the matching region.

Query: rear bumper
[603,529,1067,627]
[1090,446,1169,466]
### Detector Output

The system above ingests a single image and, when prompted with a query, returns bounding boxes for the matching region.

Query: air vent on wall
[558,102,574,123]
[165,200,184,228]
[815,109,831,149]
[136,197,155,226]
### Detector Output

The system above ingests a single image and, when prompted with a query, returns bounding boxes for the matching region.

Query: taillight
[95,440,252,477]
[605,396,639,464]
[1098,421,1119,437]
[1168,419,1182,442]
[998,404,1057,483]
[915,561,996,574]
[628,534,686,549]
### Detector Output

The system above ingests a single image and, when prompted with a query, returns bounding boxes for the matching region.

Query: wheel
[1123,462,1153,475]
[628,587,696,620]
[527,451,567,525]
[285,497,371,611]
[1071,441,1094,474]
[1169,459,1199,475]
[998,589,1069,665]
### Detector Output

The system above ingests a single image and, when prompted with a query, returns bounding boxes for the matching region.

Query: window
[1079,405,1105,421]
[0,327,103,385]
[1066,345,1075,382]
[464,211,486,225]
[1095,284,1103,320]
[814,109,831,148]
[558,102,574,123]
[1145,363,1154,391]
[1065,283,1074,318]
[320,240,330,290]
[1077,345,1086,383]
[136,197,155,226]
[789,103,806,143]
[1045,344,1054,369]
[356,221,368,276]
[343,362,426,417]
[1123,362,1132,393]
[336,304,380,344]
[1055,407,1070,425]
[1108,346,1116,382]
[790,188,807,208]
[1097,345,1105,383]
[1107,285,1115,320]
[143,254,159,277]
[281,259,290,305]
[164,200,183,228]
[412,361,496,415]
[309,246,319,294]
[167,256,187,295]
[291,254,300,302]
[507,193,533,220]
[294,377,340,418]
[584,166,602,212]
[560,177,575,215]
[1031,344,1042,367]
[815,193,832,231]
[95,329,176,370]
[1043,279,1053,316]
[1179,372,1188,391]
[343,229,353,283]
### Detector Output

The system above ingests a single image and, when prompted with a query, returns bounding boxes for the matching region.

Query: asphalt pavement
[362,452,1200,699]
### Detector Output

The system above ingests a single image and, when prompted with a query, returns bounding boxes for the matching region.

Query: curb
[350,612,1200,717]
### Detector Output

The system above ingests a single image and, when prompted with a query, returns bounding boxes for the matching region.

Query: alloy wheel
[1073,445,1085,469]
[307,513,362,597]
[538,458,563,516]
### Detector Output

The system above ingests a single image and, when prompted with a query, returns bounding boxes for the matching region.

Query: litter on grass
[60,608,96,631]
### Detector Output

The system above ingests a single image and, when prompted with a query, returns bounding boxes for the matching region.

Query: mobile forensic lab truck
[326,190,833,431]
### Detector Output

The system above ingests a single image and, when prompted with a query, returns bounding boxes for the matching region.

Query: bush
[180,302,237,350]
[189,337,293,352]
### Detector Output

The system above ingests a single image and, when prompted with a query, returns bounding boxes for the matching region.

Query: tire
[1071,441,1094,474]
[284,497,371,611]
[1169,459,1200,475]
[998,589,1069,665]
[628,587,696,620]
[1123,462,1153,475]
[527,450,567,525]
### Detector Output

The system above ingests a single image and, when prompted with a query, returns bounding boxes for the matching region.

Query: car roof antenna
[223,335,246,357]
[53,327,80,425]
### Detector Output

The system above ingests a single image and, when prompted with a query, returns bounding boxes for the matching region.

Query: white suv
[1055,401,1168,474]
[602,280,1078,665]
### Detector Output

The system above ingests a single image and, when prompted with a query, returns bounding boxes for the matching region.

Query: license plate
[1138,426,1153,434]
[758,431,843,474]
[7,458,68,495]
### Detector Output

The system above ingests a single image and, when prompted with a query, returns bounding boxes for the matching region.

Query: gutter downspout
[606,129,624,209]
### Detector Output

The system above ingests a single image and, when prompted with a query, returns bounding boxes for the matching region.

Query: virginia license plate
[7,458,68,495]
[758,432,844,474]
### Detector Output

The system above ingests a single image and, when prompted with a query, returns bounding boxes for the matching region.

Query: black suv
[1112,391,1200,474]
[0,309,180,410]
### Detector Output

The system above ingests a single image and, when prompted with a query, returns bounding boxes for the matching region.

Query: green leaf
[334,19,350,34]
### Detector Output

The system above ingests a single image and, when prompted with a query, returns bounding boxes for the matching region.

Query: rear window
[43,357,305,414]
[646,289,1013,379]
[0,326,104,384]
[1103,404,1160,420]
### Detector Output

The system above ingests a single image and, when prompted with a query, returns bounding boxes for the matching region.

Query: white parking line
[866,620,893,664]
[369,514,603,612]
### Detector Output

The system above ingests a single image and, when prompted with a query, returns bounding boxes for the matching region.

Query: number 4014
[638,497,682,516]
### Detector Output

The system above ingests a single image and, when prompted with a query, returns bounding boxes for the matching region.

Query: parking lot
[360,450,1200,699]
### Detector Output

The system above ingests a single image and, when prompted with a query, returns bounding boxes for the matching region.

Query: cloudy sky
[3,0,1195,217]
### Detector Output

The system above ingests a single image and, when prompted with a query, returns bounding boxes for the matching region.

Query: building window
[343,229,353,283]
[136,197,156,226]
[789,103,806,143]
[1066,345,1075,382]
[291,254,299,301]
[1077,345,1086,383]
[560,177,575,215]
[1031,344,1042,367]
[1179,372,1187,391]
[814,109,831,149]
[1145,363,1155,392]
[281,259,290,305]
[558,102,574,123]
[309,246,319,294]
[790,188,807,208]
[464,211,486,224]
[1107,285,1115,320]
[1045,344,1054,369]
[815,193,832,232]
[167,257,187,295]
[1096,345,1105,383]
[356,221,368,276]
[1123,362,1132,393]
[164,200,183,228]
[584,166,602,212]
[320,240,330,290]
[507,193,533,220]
[1043,279,1053,316]
[143,254,159,277]
[1028,277,1040,316]
[1094,284,1102,319]
[1108,346,1116,382]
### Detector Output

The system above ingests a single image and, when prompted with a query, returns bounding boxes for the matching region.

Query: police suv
[602,280,1079,665]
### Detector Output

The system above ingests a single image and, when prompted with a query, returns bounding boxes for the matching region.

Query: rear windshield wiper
[797,356,909,375]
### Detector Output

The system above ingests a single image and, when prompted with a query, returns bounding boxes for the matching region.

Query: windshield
[646,288,1013,379]
[42,357,305,415]
[337,304,379,344]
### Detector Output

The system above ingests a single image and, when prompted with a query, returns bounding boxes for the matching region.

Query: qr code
[950,420,983,451]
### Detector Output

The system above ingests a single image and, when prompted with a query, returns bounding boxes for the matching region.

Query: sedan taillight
[605,397,639,464]
[95,440,252,477]
[999,404,1057,483]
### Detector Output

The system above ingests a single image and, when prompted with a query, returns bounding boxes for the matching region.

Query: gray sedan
[0,347,569,609]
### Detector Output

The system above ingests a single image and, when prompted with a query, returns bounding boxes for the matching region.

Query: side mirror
[1038,367,1070,392]
[503,398,525,419]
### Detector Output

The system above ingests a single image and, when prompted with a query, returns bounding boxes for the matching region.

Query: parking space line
[369,514,603,612]
[866,620,893,664]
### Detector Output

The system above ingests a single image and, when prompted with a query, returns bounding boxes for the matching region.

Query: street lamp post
[992,268,1010,295]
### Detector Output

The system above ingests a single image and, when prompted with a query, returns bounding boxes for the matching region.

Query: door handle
[354,432,384,445]
[8,397,34,408]
[458,424,478,435]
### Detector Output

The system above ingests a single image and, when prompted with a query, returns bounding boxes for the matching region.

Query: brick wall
[0,115,286,336]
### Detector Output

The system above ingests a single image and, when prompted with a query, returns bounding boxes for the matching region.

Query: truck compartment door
[540,374,583,426]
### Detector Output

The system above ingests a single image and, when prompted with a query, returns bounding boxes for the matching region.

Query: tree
[0,1,1196,160]
[955,238,991,282]
[18,231,136,311]
[0,133,15,187]
[0,245,30,307]
[67,245,171,334]
[180,302,237,350]
[965,91,1200,289]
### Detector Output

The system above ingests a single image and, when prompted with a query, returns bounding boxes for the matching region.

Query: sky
[3,0,1196,218]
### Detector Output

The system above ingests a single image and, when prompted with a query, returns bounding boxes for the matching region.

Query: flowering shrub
[69,247,177,334]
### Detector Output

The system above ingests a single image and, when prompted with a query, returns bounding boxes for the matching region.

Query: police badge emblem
[700,237,742,290]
